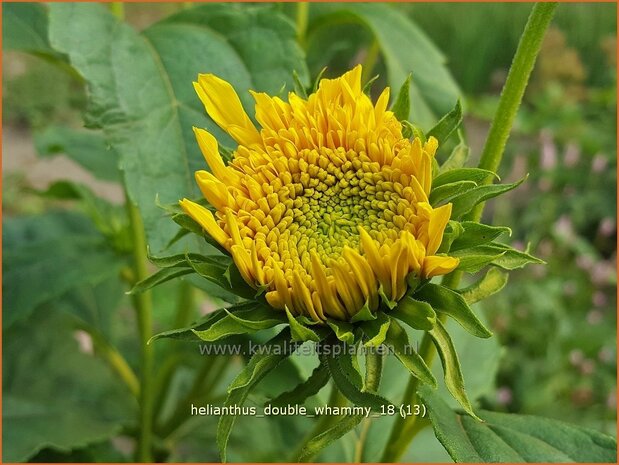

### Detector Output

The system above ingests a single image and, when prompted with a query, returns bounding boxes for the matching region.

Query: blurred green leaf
[34,126,120,182]
[3,3,56,55]
[3,312,136,462]
[47,3,308,252]
[308,3,460,129]
[420,387,617,462]
[3,211,124,328]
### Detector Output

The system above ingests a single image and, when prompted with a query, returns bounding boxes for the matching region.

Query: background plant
[2,2,616,463]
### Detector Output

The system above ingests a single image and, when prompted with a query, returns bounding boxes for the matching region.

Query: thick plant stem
[380,3,557,462]
[296,2,309,47]
[469,2,558,222]
[126,199,155,463]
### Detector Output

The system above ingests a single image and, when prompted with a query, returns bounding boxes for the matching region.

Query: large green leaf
[3,211,124,328]
[47,3,308,252]
[308,3,460,129]
[34,126,121,182]
[3,312,136,462]
[420,387,617,463]
[2,3,55,55]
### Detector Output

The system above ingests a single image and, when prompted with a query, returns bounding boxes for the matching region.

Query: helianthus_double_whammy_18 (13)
[180,65,460,322]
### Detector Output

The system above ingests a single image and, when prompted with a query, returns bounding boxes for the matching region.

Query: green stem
[380,3,557,462]
[469,2,558,221]
[296,2,309,48]
[86,328,140,399]
[126,199,155,463]
[174,280,195,329]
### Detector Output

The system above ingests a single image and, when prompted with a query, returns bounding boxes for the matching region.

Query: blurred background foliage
[2,2,616,462]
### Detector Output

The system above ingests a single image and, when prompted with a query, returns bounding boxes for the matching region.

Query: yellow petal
[359,226,390,291]
[292,271,321,322]
[192,127,229,182]
[195,170,232,210]
[423,255,459,278]
[331,261,363,316]
[194,74,261,146]
[271,261,293,311]
[310,252,347,320]
[427,203,453,255]
[179,198,228,248]
[342,246,378,310]
[230,245,255,286]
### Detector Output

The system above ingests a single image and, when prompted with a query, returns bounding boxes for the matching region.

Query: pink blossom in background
[598,217,616,237]
[563,142,581,167]
[540,129,558,170]
[591,153,608,173]
[587,309,604,325]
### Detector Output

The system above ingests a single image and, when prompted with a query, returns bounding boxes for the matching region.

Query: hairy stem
[126,199,155,463]
[296,2,309,48]
[380,3,557,462]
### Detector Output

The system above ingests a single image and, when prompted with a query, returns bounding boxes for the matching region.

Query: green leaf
[384,319,436,388]
[326,319,356,344]
[147,250,229,269]
[3,312,136,462]
[324,350,392,411]
[47,3,308,252]
[419,387,617,463]
[3,211,125,328]
[285,307,321,342]
[438,140,470,173]
[34,126,120,182]
[361,311,391,347]
[428,320,478,419]
[267,361,330,408]
[415,283,492,338]
[451,247,506,274]
[129,267,194,294]
[450,177,526,219]
[2,3,58,56]
[430,180,478,207]
[489,242,546,269]
[391,296,436,331]
[427,100,463,144]
[187,255,256,300]
[350,301,377,323]
[37,181,131,251]
[449,222,512,251]
[308,3,460,129]
[433,168,496,189]
[437,221,464,254]
[218,329,295,462]
[391,73,411,121]
[150,304,255,343]
[297,414,365,461]
[459,268,509,304]
[193,306,287,342]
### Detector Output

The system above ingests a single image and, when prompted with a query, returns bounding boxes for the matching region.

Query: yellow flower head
[181,65,459,322]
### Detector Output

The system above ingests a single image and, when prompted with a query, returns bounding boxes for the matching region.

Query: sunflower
[180,65,459,322]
